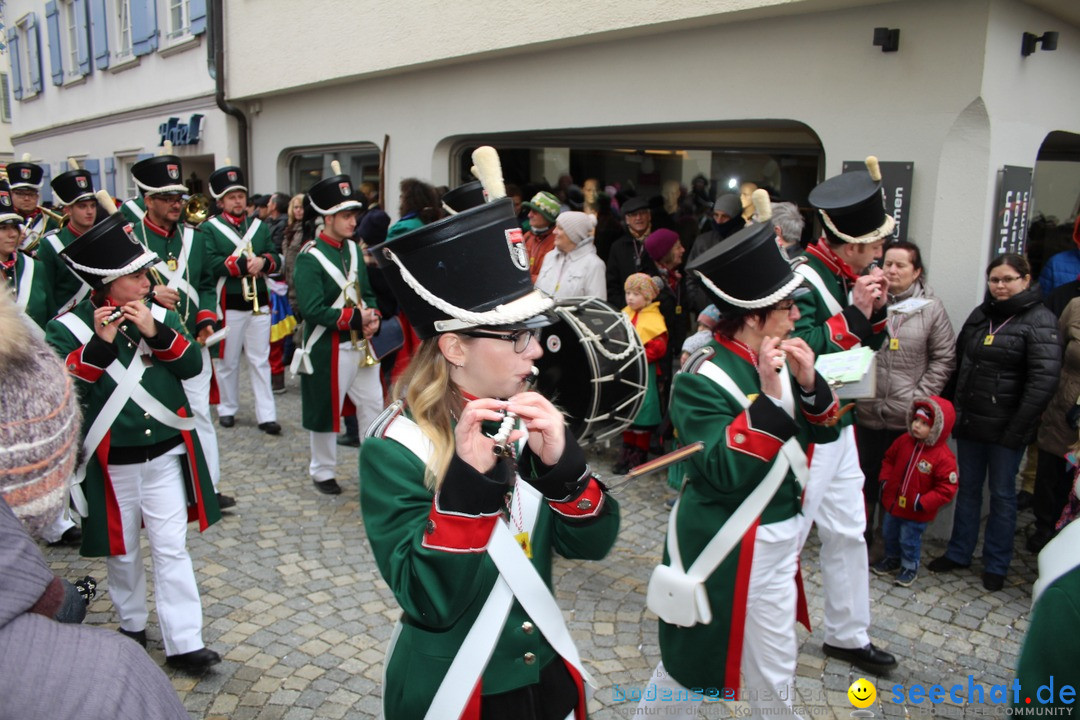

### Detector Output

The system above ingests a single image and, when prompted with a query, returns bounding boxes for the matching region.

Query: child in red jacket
[872,396,959,587]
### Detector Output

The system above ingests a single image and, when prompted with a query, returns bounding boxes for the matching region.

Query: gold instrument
[20,205,69,254]
[182,193,210,226]
[343,281,377,367]
[241,243,264,315]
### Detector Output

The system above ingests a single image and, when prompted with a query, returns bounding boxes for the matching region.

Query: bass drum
[535,297,647,446]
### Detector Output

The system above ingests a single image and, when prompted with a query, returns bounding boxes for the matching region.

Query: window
[62,1,79,77]
[287,145,382,197]
[0,75,11,122]
[115,0,133,58]
[15,14,44,97]
[167,0,189,39]
[118,155,140,200]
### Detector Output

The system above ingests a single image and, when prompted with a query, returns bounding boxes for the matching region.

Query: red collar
[717,335,759,368]
[319,232,343,249]
[1,254,16,270]
[67,224,85,238]
[19,209,40,222]
[460,390,480,402]
[142,216,176,238]
[806,239,860,282]
[222,212,245,227]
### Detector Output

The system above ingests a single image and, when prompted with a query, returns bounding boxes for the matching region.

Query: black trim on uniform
[436,453,511,515]
[746,394,798,443]
[143,322,178,350]
[519,432,589,501]
[800,372,836,416]
[841,304,874,343]
[83,334,119,367]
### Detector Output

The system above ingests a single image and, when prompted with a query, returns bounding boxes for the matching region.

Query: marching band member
[128,155,232,509]
[200,163,282,435]
[291,171,381,495]
[0,182,49,330]
[37,162,98,318]
[360,183,619,718]
[7,155,60,256]
[638,209,840,719]
[45,210,222,673]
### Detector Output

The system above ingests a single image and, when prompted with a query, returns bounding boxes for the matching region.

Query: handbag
[370,315,404,361]
[646,555,712,627]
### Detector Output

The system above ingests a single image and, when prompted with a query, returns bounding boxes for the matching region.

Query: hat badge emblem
[0,190,9,207]
[76,177,88,189]
[505,228,528,272]
[20,168,31,180]
[339,182,351,197]
[167,164,180,180]
[227,171,237,182]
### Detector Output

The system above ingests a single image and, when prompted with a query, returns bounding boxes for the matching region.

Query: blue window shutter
[190,0,207,36]
[40,164,53,204]
[90,0,109,69]
[27,14,44,95]
[131,0,158,57]
[104,157,116,196]
[74,0,91,75]
[136,152,153,162]
[7,29,23,100]
[45,2,64,86]
[83,158,101,193]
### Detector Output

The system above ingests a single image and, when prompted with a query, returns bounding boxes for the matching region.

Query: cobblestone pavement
[42,369,1040,719]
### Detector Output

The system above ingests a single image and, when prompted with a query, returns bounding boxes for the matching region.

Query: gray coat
[1039,297,1080,456]
[856,282,957,431]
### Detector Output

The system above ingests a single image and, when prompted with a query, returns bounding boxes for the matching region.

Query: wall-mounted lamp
[873,27,900,53]
[1021,31,1058,56]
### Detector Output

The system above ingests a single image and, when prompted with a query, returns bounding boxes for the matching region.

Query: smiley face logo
[848,678,876,709]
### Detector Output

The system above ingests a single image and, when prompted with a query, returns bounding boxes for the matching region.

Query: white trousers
[40,507,76,543]
[216,308,276,423]
[309,345,383,481]
[636,516,803,719]
[798,424,871,648]
[182,346,220,489]
[104,451,205,656]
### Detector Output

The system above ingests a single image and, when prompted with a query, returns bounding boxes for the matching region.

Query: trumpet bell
[183,193,211,226]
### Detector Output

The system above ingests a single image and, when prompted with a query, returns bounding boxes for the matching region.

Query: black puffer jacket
[951,286,1062,448]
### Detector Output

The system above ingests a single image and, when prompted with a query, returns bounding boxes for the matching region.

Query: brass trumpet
[343,281,378,367]
[20,205,69,254]
[182,193,210,226]
[241,243,264,315]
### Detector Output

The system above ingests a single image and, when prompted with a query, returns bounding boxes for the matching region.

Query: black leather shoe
[313,478,342,495]
[982,572,1006,591]
[337,434,361,447]
[218,415,235,428]
[258,421,281,435]
[927,556,970,573]
[823,643,897,674]
[165,647,221,673]
[47,526,83,547]
[216,493,236,510]
[118,627,147,648]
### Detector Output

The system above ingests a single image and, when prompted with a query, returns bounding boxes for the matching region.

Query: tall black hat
[688,191,805,315]
[60,213,158,290]
[370,197,554,339]
[307,174,365,216]
[6,158,44,191]
[0,182,24,226]
[51,169,96,206]
[131,155,187,195]
[209,165,247,199]
[808,156,895,244]
[441,181,485,214]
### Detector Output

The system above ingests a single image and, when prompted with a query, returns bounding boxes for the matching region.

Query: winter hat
[625,273,661,303]
[697,304,720,330]
[522,191,560,225]
[556,211,596,246]
[644,228,680,262]
[682,330,712,356]
[358,209,391,246]
[0,295,81,540]
[914,405,933,424]
[713,193,741,219]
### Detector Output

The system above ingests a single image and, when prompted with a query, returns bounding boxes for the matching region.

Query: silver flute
[100,291,155,327]
[492,366,539,458]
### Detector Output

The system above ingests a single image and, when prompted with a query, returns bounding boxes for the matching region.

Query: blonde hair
[392,338,462,490]
[286,193,305,230]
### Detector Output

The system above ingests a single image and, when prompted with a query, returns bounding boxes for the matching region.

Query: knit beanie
[682,330,712,356]
[0,296,81,539]
[357,209,391,246]
[914,406,933,424]
[556,211,597,246]
[644,228,679,262]
[697,304,720,331]
[625,273,661,303]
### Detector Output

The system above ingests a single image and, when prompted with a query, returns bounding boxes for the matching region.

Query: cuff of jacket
[28,576,65,619]
[726,395,797,462]
[422,454,510,553]
[519,433,590,501]
[66,335,117,381]
[225,255,242,277]
[870,306,888,335]
[261,253,277,273]
[145,322,190,361]
[800,372,840,425]
[825,305,873,351]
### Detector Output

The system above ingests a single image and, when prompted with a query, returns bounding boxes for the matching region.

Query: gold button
[521,621,534,635]
[523,652,536,665]
[576,498,592,511]
[734,433,746,444]
[144,429,152,436]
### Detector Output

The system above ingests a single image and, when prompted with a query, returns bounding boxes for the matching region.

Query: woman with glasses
[930,253,1061,591]
[359,193,619,719]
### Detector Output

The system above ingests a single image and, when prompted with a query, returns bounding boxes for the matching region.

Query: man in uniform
[792,156,897,674]
[36,162,99,318]
[291,171,381,495]
[129,154,233,509]
[6,155,60,256]
[199,163,281,435]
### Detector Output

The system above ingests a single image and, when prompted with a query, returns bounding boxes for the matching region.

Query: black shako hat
[0,181,24,226]
[688,204,805,315]
[808,156,895,244]
[131,155,188,196]
[307,174,365,216]
[208,165,247,200]
[6,159,45,191]
[51,169,96,206]
[370,197,555,339]
[60,213,158,290]
[440,181,486,214]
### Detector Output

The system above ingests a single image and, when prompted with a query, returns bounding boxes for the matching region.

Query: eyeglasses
[987,276,1023,285]
[460,328,541,353]
[772,300,797,312]
[152,195,185,205]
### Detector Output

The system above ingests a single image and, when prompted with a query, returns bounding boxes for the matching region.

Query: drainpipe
[209,0,249,176]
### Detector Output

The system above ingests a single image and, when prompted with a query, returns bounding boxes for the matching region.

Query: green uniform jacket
[360,404,620,719]
[5,251,50,329]
[36,227,91,317]
[46,300,221,557]
[132,220,218,338]
[792,242,888,429]
[293,235,377,433]
[660,339,840,692]
[120,197,146,224]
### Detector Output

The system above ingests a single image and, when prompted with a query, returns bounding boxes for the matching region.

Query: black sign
[158,114,204,147]
[992,166,1033,257]
[843,160,913,243]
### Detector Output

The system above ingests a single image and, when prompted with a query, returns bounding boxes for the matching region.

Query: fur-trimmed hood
[907,395,955,447]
